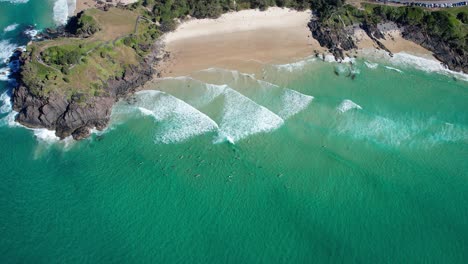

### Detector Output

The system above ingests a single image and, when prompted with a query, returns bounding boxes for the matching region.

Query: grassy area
[87,8,139,41]
[21,7,153,101]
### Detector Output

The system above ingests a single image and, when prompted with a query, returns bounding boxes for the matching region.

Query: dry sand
[159,8,325,77]
[72,3,436,76]
[352,22,435,59]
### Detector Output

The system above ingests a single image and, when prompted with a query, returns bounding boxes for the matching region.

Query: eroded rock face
[13,60,156,140]
[309,16,467,73]
[308,19,356,60]
[402,25,467,73]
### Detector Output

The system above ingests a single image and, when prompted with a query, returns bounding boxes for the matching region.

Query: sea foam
[0,39,17,63]
[384,66,403,73]
[147,77,286,143]
[133,90,219,144]
[362,50,468,81]
[337,99,362,113]
[0,91,12,113]
[336,110,468,148]
[273,56,317,72]
[0,0,29,3]
[191,68,314,120]
[364,61,378,69]
[0,67,10,81]
[3,23,19,33]
[53,0,70,25]
[214,87,284,143]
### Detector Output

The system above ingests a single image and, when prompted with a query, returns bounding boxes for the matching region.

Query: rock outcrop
[12,47,161,140]
[308,18,356,60]
[402,24,467,73]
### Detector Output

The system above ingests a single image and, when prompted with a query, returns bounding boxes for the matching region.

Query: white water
[132,90,219,144]
[0,0,29,3]
[273,56,317,72]
[0,39,17,63]
[214,87,284,143]
[364,61,378,69]
[361,50,468,81]
[337,99,362,113]
[0,67,10,81]
[24,28,39,39]
[336,111,468,148]
[384,66,403,73]
[0,91,12,113]
[191,68,314,120]
[53,0,69,25]
[3,24,19,33]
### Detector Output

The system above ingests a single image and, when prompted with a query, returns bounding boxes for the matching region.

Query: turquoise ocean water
[1,2,467,263]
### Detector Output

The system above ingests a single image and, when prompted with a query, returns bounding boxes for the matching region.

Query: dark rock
[308,19,356,61]
[12,42,161,140]
[402,25,467,73]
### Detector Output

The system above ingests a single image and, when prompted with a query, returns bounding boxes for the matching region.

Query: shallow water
[1,3,468,263]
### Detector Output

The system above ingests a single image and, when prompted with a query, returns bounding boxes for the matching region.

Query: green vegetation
[76,14,101,36]
[41,45,84,66]
[133,0,312,24]
[21,0,316,101]
[363,4,467,55]
[20,0,467,101]
[21,7,145,100]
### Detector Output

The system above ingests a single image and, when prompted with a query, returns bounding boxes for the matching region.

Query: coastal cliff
[13,56,157,139]
[11,0,468,140]
[402,24,467,73]
[12,7,163,139]
[308,2,468,73]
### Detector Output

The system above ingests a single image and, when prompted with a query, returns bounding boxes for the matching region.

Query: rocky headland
[12,7,164,139]
[10,0,468,140]
[308,2,467,72]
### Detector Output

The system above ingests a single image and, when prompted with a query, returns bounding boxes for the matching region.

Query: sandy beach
[159,10,436,77]
[159,8,324,77]
[352,22,435,59]
[72,3,437,76]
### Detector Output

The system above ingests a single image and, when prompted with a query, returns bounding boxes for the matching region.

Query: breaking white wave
[191,68,314,120]
[336,112,468,148]
[0,67,10,81]
[0,108,76,148]
[149,77,285,143]
[364,61,378,69]
[0,0,29,3]
[0,39,17,63]
[362,50,468,81]
[53,0,70,25]
[3,23,19,33]
[199,67,256,81]
[257,80,313,119]
[150,76,227,108]
[384,66,403,73]
[273,56,317,72]
[133,90,219,144]
[214,87,284,143]
[390,52,468,81]
[278,89,314,119]
[337,99,362,113]
[319,54,356,64]
[33,128,60,142]
[0,110,16,129]
[0,91,12,113]
[24,28,39,39]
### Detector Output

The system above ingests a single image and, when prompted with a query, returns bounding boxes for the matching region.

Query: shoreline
[157,8,325,77]
[156,8,439,78]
